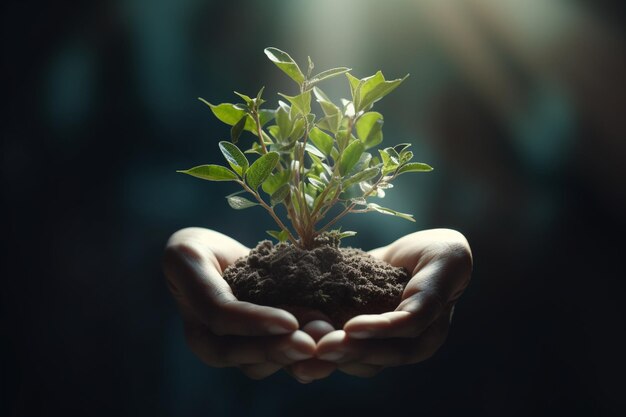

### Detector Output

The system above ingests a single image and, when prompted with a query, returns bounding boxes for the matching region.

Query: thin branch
[238,181,299,245]
[253,111,268,154]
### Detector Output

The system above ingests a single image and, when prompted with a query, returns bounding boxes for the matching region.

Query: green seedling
[178,47,433,249]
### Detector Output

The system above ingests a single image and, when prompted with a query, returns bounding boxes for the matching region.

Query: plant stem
[317,202,355,233]
[238,181,298,245]
[253,111,268,154]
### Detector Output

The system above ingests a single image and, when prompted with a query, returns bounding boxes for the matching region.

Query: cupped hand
[315,229,472,377]
[163,227,317,380]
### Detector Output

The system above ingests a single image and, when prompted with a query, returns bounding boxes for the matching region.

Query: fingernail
[268,324,292,334]
[319,351,345,361]
[348,330,372,339]
[284,348,312,361]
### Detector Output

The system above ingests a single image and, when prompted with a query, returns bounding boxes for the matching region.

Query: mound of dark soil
[223,235,410,328]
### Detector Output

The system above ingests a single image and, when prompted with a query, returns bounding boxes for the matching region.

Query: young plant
[178,47,433,250]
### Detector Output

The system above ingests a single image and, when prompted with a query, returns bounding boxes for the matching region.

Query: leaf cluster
[178,48,433,249]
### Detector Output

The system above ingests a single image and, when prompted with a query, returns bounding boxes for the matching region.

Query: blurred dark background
[2,0,626,415]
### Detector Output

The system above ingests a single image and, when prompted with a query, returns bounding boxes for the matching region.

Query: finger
[344,288,444,339]
[164,232,298,336]
[185,325,315,367]
[338,363,384,378]
[318,316,450,367]
[289,359,337,383]
[302,320,335,342]
[239,363,283,380]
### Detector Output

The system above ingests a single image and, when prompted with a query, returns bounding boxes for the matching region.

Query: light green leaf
[275,101,291,140]
[339,140,365,175]
[177,165,238,181]
[244,142,264,156]
[358,72,409,112]
[266,229,290,242]
[226,195,258,209]
[309,127,333,155]
[379,148,400,175]
[258,109,276,128]
[308,67,351,87]
[264,47,305,85]
[343,166,380,188]
[338,230,357,239]
[278,90,311,116]
[261,170,290,195]
[233,91,253,106]
[253,87,266,107]
[246,152,280,189]
[267,125,281,141]
[305,143,326,159]
[394,143,412,153]
[289,117,306,141]
[308,176,326,190]
[400,150,413,163]
[270,183,290,206]
[218,141,249,176]
[367,203,415,222]
[316,114,341,134]
[397,162,433,175]
[230,116,247,144]
[356,112,384,149]
[351,152,372,174]
[346,73,360,99]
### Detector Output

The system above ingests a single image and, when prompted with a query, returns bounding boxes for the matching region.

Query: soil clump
[223,234,411,328]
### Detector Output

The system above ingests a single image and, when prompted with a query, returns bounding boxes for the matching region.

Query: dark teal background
[2,0,626,415]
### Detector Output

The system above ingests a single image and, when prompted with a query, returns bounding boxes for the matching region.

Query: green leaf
[177,165,238,181]
[218,141,249,176]
[394,143,412,153]
[343,166,380,188]
[308,176,326,190]
[355,112,384,149]
[358,72,409,112]
[367,203,415,222]
[246,151,280,189]
[305,143,326,159]
[264,47,305,85]
[230,116,247,144]
[346,73,360,99]
[350,152,372,174]
[233,91,253,106]
[244,142,264,156]
[397,162,433,175]
[308,127,333,155]
[258,109,276,126]
[270,183,290,206]
[379,148,400,175]
[261,170,290,195]
[266,229,290,242]
[308,67,351,87]
[275,101,291,140]
[278,90,311,116]
[400,150,413,163]
[336,128,351,151]
[226,195,259,209]
[200,99,246,124]
[339,140,365,175]
[289,117,306,141]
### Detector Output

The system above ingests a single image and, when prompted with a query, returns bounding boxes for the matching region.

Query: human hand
[314,229,472,377]
[163,227,317,380]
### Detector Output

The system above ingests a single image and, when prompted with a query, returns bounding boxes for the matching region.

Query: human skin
[163,227,472,383]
